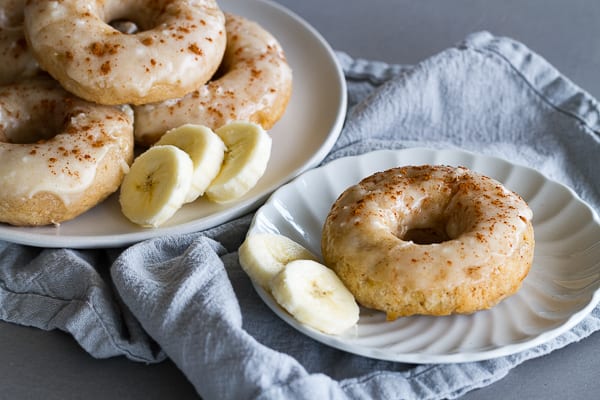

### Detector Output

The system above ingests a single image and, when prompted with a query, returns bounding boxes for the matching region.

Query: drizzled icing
[322,165,534,290]
[133,13,293,145]
[24,0,226,105]
[0,79,133,206]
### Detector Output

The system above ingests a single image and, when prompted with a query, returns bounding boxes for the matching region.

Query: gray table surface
[1,1,599,399]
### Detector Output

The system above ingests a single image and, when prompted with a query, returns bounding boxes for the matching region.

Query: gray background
[1,1,598,399]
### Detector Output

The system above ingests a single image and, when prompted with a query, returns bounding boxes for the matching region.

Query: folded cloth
[1,31,599,399]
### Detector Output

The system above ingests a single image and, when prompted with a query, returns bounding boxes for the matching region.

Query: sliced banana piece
[239,233,318,288]
[119,145,193,228]
[270,259,360,335]
[155,124,226,203]
[206,121,272,203]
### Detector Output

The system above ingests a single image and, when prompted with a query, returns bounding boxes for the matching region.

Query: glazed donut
[321,165,535,319]
[133,13,293,146]
[0,0,39,85]
[0,78,134,226]
[23,0,226,105]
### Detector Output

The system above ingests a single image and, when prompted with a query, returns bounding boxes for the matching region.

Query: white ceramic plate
[0,0,346,249]
[248,148,600,364]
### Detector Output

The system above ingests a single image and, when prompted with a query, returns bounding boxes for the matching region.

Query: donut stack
[0,0,292,226]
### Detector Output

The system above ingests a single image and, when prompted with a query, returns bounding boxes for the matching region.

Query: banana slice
[155,124,226,203]
[206,121,272,203]
[119,145,193,227]
[238,233,318,288]
[269,259,360,335]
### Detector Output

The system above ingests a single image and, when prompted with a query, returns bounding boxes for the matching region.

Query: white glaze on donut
[24,0,226,105]
[0,78,134,226]
[133,13,293,146]
[321,164,535,319]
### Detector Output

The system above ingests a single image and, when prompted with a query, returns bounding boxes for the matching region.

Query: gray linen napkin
[1,31,599,399]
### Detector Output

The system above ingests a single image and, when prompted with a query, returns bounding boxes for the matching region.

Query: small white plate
[248,148,600,364]
[0,0,346,249]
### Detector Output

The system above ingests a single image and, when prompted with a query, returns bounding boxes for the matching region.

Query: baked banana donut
[0,78,134,226]
[0,0,39,84]
[23,0,226,105]
[321,164,535,319]
[133,13,293,146]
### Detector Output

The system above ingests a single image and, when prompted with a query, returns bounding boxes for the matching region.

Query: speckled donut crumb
[321,164,535,319]
[23,0,226,105]
[0,78,134,226]
[133,13,292,146]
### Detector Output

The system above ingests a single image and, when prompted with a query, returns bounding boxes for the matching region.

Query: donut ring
[0,0,39,84]
[321,165,535,319]
[24,0,226,105]
[0,78,134,226]
[133,13,293,146]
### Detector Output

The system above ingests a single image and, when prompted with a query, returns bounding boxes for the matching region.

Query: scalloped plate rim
[247,147,600,364]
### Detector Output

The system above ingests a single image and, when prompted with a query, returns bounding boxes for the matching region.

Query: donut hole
[103,0,175,34]
[2,123,58,144]
[1,101,67,144]
[3,120,63,144]
[109,19,139,34]
[403,225,451,244]
[399,204,470,245]
[397,182,481,245]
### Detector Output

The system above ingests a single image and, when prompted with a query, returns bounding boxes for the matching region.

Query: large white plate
[0,0,346,249]
[248,148,600,364]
